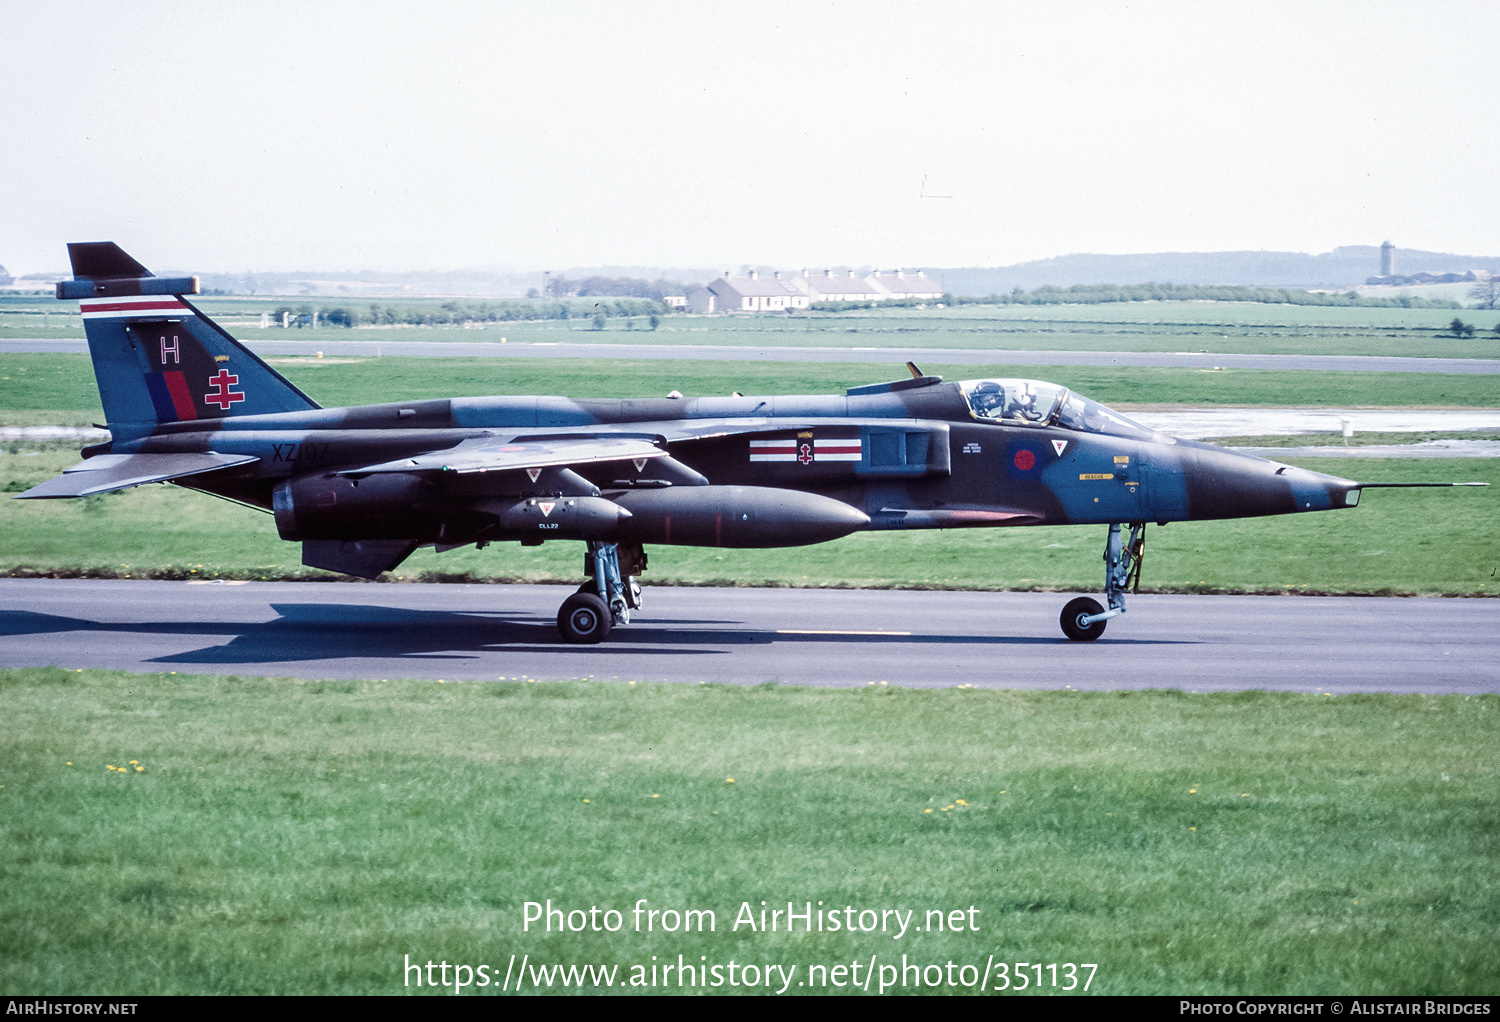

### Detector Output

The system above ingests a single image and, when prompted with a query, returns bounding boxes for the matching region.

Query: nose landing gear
[1060,521,1144,641]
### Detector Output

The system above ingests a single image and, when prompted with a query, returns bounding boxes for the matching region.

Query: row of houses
[674,268,945,313]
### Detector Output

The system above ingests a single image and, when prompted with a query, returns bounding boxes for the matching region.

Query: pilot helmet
[972,380,1004,412]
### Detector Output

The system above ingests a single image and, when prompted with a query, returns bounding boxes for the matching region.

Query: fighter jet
[19,243,1484,642]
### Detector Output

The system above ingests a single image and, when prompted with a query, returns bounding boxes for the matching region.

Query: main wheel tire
[558,592,612,644]
[1060,597,1107,642]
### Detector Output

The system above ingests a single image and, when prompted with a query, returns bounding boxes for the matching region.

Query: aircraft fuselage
[109,385,1362,552]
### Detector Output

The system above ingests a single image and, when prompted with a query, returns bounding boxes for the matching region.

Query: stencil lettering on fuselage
[270,442,332,465]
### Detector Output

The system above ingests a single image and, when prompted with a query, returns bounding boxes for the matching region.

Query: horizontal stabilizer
[338,435,668,477]
[14,452,258,499]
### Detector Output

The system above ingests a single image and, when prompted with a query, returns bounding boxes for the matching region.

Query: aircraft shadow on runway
[0,603,1191,666]
[0,604,554,664]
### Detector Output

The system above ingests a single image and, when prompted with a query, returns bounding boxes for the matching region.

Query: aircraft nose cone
[1175,444,1359,520]
[1283,464,1362,512]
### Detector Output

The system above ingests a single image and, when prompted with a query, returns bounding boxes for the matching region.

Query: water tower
[1380,240,1395,277]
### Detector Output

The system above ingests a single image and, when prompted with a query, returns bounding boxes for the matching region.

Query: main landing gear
[1060,521,1144,642]
[557,541,645,643]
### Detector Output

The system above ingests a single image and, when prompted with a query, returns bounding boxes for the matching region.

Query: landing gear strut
[557,541,645,643]
[1060,521,1144,641]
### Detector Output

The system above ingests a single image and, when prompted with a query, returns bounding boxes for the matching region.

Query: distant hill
[931,247,1500,296]
[16,249,1496,298]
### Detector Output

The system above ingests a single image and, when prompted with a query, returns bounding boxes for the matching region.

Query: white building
[684,285,717,313]
[690,270,808,313]
[789,268,885,303]
[866,269,944,301]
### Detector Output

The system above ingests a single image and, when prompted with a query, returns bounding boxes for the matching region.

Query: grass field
[1,668,1493,995]
[1217,431,1500,448]
[5,297,1500,358]
[3,353,1499,428]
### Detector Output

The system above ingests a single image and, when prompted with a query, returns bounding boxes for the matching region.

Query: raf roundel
[1005,440,1048,481]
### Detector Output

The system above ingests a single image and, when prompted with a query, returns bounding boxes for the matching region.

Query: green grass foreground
[0,668,1494,995]
[3,454,1495,595]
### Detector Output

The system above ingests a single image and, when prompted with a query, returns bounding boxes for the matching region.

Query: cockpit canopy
[958,378,1162,441]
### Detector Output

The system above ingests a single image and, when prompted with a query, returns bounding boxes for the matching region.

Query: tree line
[1448,318,1500,338]
[270,297,669,327]
[542,275,687,300]
[946,282,1462,309]
[811,282,1463,312]
[266,279,1482,328]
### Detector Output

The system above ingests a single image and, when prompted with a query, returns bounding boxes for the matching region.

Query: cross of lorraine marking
[204,369,245,410]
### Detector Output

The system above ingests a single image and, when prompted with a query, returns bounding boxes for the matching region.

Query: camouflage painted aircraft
[20,243,1484,642]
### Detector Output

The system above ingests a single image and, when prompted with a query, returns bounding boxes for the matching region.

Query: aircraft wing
[14,452,260,499]
[336,434,670,477]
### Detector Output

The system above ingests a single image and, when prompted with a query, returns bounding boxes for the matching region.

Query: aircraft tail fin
[60,243,319,432]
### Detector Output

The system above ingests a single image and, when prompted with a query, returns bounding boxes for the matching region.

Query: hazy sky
[2,1,1495,275]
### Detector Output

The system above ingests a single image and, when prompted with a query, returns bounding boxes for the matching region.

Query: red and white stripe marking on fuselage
[749,439,798,462]
[813,438,862,462]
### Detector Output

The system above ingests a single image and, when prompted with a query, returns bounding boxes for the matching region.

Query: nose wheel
[1060,522,1144,641]
[1060,597,1107,641]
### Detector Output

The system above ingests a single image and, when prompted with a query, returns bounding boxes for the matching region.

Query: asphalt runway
[1,579,1493,694]
[5,337,1499,373]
